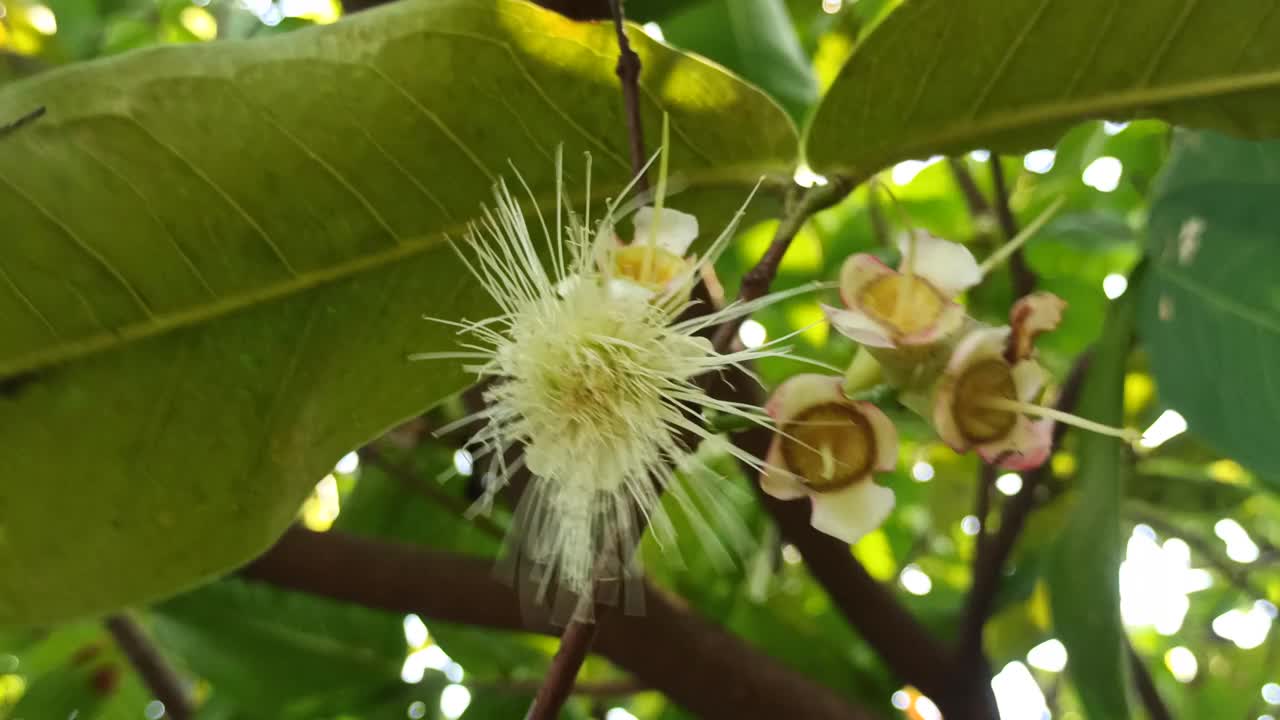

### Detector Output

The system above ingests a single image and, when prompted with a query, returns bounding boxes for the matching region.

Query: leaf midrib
[841,66,1280,177]
[0,166,786,381]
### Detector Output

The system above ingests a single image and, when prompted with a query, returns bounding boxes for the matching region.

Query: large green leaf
[807,0,1280,179]
[657,0,817,123]
[1139,131,1280,484]
[0,0,797,625]
[1047,285,1136,720]
[152,579,406,718]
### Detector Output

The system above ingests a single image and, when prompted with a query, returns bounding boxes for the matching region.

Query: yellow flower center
[780,404,874,492]
[953,358,1018,443]
[614,245,689,291]
[858,274,946,336]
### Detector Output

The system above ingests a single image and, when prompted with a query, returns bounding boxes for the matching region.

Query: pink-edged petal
[822,304,894,348]
[808,480,896,545]
[839,254,894,307]
[944,325,1011,376]
[766,373,845,423]
[760,440,808,500]
[898,301,967,346]
[632,206,699,255]
[977,417,1053,471]
[1008,292,1067,361]
[854,400,900,472]
[898,233,981,296]
[1011,359,1049,403]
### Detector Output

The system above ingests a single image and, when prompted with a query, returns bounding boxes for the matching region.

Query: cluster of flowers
[760,232,1131,545]
[428,156,1130,607]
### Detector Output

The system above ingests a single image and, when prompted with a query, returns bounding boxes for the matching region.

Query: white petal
[633,206,699,255]
[855,401,899,472]
[943,325,1010,376]
[809,481,895,545]
[898,233,981,296]
[766,373,845,423]
[607,278,656,303]
[1012,359,1048,403]
[822,304,894,348]
[839,254,895,306]
[760,440,808,500]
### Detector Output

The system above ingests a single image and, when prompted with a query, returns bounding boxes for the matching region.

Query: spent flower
[930,292,1136,469]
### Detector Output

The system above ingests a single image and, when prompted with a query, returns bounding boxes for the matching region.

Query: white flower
[759,374,898,544]
[823,233,982,348]
[417,154,798,612]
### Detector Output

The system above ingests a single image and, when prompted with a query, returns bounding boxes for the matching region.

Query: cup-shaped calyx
[823,234,982,349]
[931,293,1066,470]
[760,374,899,544]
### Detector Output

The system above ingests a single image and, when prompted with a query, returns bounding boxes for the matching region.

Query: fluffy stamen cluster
[421,156,799,612]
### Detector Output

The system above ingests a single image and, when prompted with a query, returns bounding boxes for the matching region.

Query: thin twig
[710,177,854,352]
[360,445,507,540]
[989,157,1037,297]
[1128,643,1174,720]
[947,157,992,220]
[527,620,601,720]
[104,613,194,720]
[527,3,647,717]
[866,182,891,247]
[958,352,1093,656]
[608,0,648,191]
[242,527,870,720]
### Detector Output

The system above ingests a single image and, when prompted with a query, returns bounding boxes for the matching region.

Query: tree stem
[104,613,193,720]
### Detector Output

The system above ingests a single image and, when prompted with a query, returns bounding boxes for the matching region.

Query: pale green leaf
[1139,130,1280,485]
[1047,284,1136,720]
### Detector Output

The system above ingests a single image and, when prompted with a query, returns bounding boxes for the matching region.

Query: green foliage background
[2,0,1279,718]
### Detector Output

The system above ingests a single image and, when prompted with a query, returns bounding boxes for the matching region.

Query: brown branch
[104,613,194,720]
[241,527,870,720]
[711,177,854,352]
[1128,643,1174,720]
[471,676,646,697]
[360,445,507,540]
[528,620,601,720]
[609,0,649,192]
[957,352,1093,662]
[988,157,1037,298]
[947,157,992,221]
[730,422,955,701]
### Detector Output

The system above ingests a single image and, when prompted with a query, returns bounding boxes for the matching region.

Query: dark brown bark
[242,527,872,720]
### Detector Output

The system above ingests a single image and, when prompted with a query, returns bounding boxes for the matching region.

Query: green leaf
[152,579,407,718]
[807,0,1280,180]
[0,0,797,626]
[1139,131,1280,484]
[658,0,817,123]
[1047,282,1136,720]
